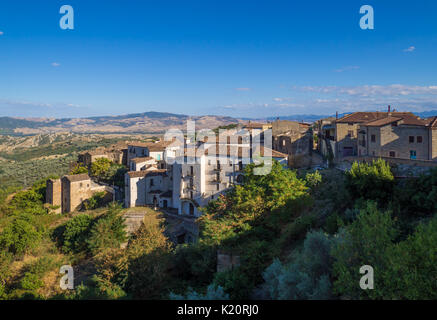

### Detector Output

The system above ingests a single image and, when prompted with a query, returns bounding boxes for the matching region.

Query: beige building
[272,119,312,168]
[326,110,437,161]
[46,173,111,213]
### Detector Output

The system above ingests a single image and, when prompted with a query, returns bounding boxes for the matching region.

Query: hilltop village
[45,109,437,243]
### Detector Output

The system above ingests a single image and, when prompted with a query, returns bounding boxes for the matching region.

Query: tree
[61,214,94,254]
[91,158,112,178]
[70,164,88,175]
[87,203,127,255]
[331,201,397,299]
[259,231,334,300]
[0,215,41,255]
[199,161,309,246]
[382,216,437,299]
[345,159,394,204]
[170,284,229,300]
[125,214,173,299]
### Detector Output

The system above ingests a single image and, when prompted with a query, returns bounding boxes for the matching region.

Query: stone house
[328,110,437,161]
[124,169,172,208]
[46,173,111,213]
[129,156,156,171]
[272,119,312,168]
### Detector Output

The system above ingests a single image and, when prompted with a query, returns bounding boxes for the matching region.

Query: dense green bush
[173,243,217,287]
[87,204,127,255]
[346,159,394,204]
[170,284,229,300]
[331,201,397,299]
[61,214,94,254]
[0,215,42,255]
[259,231,335,300]
[83,192,106,211]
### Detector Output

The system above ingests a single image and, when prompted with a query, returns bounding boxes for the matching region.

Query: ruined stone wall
[46,179,62,213]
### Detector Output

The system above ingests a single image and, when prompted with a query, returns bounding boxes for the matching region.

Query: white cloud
[51,62,61,67]
[235,87,251,91]
[334,66,360,73]
[0,31,4,36]
[403,46,416,52]
[298,84,437,97]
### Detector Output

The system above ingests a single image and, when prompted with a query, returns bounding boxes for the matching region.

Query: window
[409,136,414,143]
[371,135,376,142]
[282,140,286,147]
[410,150,417,160]
[417,136,423,143]
[347,130,354,138]
[79,183,83,188]
[150,179,154,187]
[238,161,243,171]
[389,151,395,158]
[216,184,220,191]
[190,166,193,176]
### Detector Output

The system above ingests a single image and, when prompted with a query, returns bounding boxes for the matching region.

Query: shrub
[345,159,394,204]
[260,231,334,300]
[70,164,88,175]
[169,284,229,300]
[20,272,44,291]
[83,192,106,210]
[0,216,41,255]
[331,201,397,299]
[61,214,94,254]
[87,203,127,255]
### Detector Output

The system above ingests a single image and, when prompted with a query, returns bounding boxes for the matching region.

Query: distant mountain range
[2,110,437,135]
[0,112,242,135]
[266,110,437,123]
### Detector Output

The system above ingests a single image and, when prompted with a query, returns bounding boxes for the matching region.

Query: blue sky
[0,0,436,118]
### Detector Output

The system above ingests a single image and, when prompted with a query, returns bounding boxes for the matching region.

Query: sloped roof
[127,169,167,178]
[63,173,90,182]
[131,157,154,163]
[365,116,402,127]
[338,112,427,127]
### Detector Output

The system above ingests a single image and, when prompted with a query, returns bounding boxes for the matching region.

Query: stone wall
[46,179,62,213]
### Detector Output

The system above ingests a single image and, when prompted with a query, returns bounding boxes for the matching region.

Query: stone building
[322,109,437,162]
[124,169,172,208]
[46,174,111,213]
[129,156,156,171]
[79,144,128,167]
[45,178,62,214]
[272,119,312,168]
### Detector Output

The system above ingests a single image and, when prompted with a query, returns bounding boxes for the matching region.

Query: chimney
[388,105,391,113]
[336,111,338,120]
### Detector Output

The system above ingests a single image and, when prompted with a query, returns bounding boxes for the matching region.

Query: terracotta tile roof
[426,116,437,127]
[131,157,154,163]
[128,141,153,148]
[365,116,402,127]
[127,169,167,178]
[243,122,272,129]
[338,112,427,127]
[63,173,90,182]
[148,141,173,152]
